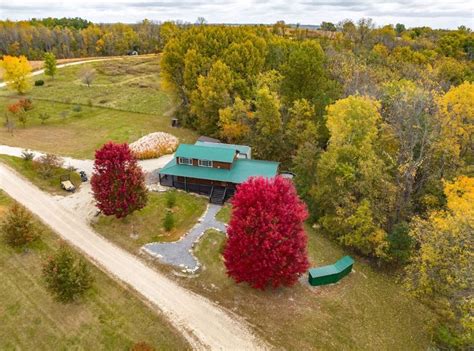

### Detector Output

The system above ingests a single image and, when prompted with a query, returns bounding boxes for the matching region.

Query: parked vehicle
[79,171,88,182]
[60,174,76,192]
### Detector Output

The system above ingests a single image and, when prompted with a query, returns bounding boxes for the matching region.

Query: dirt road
[0,164,264,350]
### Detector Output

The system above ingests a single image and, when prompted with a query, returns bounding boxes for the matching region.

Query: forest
[160,21,473,349]
[1,18,473,348]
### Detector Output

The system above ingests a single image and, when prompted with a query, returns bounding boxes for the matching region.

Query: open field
[0,155,81,195]
[0,190,189,350]
[0,56,123,81]
[177,228,435,350]
[0,57,197,158]
[93,191,208,253]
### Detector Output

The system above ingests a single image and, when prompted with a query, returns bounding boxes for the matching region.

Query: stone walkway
[142,203,227,273]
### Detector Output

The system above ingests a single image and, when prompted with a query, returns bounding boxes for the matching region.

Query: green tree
[285,99,319,151]
[281,41,339,116]
[43,52,57,79]
[190,60,234,136]
[42,244,93,302]
[1,204,38,247]
[313,96,395,259]
[251,85,283,160]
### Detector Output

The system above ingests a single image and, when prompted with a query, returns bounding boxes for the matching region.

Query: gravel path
[143,204,227,273]
[0,145,173,176]
[0,163,265,350]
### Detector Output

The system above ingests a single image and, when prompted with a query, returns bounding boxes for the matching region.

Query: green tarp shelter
[308,256,354,286]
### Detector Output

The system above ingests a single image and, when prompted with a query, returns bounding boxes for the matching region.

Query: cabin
[158,141,279,204]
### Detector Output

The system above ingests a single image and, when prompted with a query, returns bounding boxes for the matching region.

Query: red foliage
[91,142,147,218]
[7,102,21,114]
[7,98,33,114]
[223,176,310,290]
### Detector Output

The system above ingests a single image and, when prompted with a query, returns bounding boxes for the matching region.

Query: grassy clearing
[0,155,81,195]
[93,191,207,253]
[182,228,435,350]
[0,97,196,159]
[0,57,197,158]
[215,204,231,223]
[0,190,189,350]
[0,57,172,115]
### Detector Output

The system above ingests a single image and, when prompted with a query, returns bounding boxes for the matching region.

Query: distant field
[0,190,188,350]
[0,56,197,158]
[0,56,114,81]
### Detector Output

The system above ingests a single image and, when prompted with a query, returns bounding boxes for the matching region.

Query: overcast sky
[1,0,473,29]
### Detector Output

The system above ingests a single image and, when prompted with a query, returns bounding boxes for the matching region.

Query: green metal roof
[309,256,354,278]
[159,158,279,184]
[194,141,251,156]
[175,144,236,163]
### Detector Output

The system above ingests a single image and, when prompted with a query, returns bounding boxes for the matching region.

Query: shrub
[387,222,413,264]
[72,105,82,112]
[166,191,177,208]
[163,211,174,232]
[21,149,35,161]
[35,153,64,179]
[42,244,93,302]
[224,177,309,290]
[35,79,44,86]
[1,204,38,247]
[38,112,50,125]
[18,98,33,111]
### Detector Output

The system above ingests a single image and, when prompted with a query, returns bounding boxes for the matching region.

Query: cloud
[0,0,472,28]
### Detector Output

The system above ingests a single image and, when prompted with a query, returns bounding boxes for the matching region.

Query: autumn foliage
[224,176,309,290]
[91,142,147,218]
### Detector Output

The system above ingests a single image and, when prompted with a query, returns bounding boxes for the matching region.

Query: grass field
[215,204,231,223]
[180,228,435,350]
[93,191,207,253]
[0,57,197,158]
[0,155,82,195]
[0,191,189,350]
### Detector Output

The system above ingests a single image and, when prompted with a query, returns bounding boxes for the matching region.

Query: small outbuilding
[308,256,354,286]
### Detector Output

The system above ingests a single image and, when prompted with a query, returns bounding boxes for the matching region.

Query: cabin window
[179,157,192,165]
[198,159,213,168]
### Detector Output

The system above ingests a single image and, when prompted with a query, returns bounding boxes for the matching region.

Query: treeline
[0,19,180,59]
[160,23,473,348]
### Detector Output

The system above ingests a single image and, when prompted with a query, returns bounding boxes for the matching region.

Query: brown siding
[178,176,236,188]
[213,161,232,170]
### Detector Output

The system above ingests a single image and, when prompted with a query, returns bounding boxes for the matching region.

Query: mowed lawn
[182,228,435,351]
[93,191,207,253]
[0,191,189,350]
[0,56,197,158]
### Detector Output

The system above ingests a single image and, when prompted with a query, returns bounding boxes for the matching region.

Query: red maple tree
[223,176,310,290]
[91,142,147,218]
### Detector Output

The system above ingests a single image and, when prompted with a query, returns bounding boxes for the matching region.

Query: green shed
[308,256,354,286]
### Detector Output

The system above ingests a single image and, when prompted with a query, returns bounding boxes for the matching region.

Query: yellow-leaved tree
[405,176,474,348]
[434,81,474,174]
[1,55,32,94]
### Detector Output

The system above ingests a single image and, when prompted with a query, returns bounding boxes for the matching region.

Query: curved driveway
[0,164,264,350]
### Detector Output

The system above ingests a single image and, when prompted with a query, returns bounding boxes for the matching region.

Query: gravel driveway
[143,204,227,273]
[0,164,264,350]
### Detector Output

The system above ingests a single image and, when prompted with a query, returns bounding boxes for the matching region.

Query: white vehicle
[60,174,76,192]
